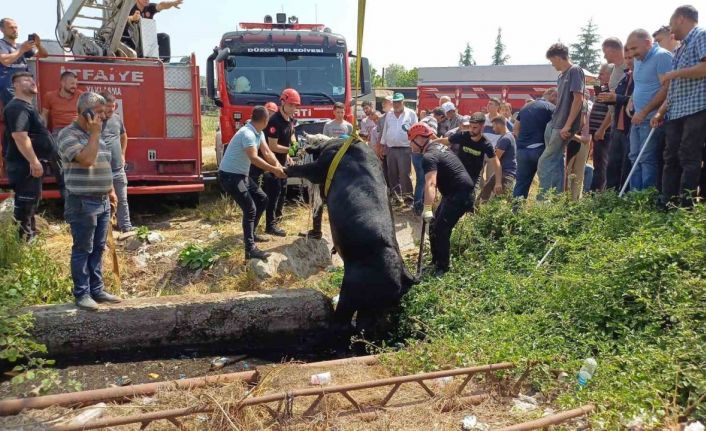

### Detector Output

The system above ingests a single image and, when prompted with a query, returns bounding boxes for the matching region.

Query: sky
[2,0,694,74]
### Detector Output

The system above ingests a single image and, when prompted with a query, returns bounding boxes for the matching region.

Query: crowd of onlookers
[1,4,705,299]
[0,16,133,310]
[356,4,706,211]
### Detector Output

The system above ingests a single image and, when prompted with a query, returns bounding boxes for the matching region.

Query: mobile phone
[82,109,95,121]
[593,85,602,95]
[27,33,36,42]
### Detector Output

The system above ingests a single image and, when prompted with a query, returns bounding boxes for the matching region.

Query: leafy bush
[0,218,75,394]
[178,243,225,270]
[394,191,706,427]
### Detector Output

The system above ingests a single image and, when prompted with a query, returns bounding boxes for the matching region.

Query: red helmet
[264,101,279,112]
[408,122,434,142]
[280,88,301,105]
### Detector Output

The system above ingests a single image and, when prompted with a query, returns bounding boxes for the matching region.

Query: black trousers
[590,132,610,191]
[219,171,268,251]
[429,191,474,271]
[662,109,706,207]
[6,161,42,240]
[264,174,287,228]
[606,129,632,191]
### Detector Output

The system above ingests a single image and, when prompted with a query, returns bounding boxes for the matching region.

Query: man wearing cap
[264,102,278,116]
[380,92,417,203]
[261,88,299,237]
[408,122,474,276]
[438,102,462,137]
[433,113,503,200]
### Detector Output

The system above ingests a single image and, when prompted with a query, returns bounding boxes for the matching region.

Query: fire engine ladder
[56,0,136,57]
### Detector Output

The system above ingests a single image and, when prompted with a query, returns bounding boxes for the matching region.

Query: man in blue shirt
[512,88,557,198]
[218,106,286,260]
[625,28,673,191]
[653,5,706,207]
[0,18,47,105]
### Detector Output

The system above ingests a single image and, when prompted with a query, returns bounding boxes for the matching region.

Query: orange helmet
[408,122,434,142]
[280,88,301,105]
[265,101,279,112]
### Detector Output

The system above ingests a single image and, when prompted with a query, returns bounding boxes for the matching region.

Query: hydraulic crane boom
[55,0,137,57]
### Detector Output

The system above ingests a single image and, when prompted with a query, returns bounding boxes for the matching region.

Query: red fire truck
[206,13,371,164]
[417,65,560,114]
[0,1,204,201]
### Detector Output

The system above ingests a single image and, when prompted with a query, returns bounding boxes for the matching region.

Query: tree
[570,18,602,74]
[382,63,406,87]
[396,68,418,87]
[458,42,476,66]
[492,27,510,65]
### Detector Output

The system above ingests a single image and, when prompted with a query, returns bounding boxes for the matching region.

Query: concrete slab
[25,289,334,359]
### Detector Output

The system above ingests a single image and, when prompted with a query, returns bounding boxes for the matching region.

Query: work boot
[75,294,100,311]
[253,234,270,243]
[246,247,271,260]
[265,226,286,237]
[299,229,323,240]
[92,291,122,304]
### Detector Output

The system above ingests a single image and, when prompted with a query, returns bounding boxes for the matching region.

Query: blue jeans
[411,152,425,212]
[629,123,664,191]
[64,194,110,299]
[112,169,133,231]
[513,146,544,198]
[583,165,594,194]
[537,129,567,197]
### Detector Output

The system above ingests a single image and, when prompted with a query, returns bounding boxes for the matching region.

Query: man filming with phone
[58,92,121,311]
[0,18,47,106]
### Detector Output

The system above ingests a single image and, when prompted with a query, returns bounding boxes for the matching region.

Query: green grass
[391,191,706,427]
[0,218,75,394]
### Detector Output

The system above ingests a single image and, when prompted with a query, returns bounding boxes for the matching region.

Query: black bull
[285,138,417,329]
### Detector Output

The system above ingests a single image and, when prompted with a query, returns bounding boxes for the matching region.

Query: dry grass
[202,114,219,172]
[2,361,530,431]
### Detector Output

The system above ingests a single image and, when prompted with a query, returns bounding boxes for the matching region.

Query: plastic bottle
[577,358,598,387]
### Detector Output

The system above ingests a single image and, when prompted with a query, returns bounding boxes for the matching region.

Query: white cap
[441,101,456,114]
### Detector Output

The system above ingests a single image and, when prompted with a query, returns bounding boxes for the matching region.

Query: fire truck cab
[206,13,371,167]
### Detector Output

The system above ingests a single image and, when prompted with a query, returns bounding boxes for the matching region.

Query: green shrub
[178,243,225,270]
[394,191,706,427]
[0,218,75,394]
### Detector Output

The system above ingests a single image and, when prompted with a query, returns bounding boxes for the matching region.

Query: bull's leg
[284,161,326,184]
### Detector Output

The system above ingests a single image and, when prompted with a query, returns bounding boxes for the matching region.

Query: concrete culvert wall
[26,289,334,358]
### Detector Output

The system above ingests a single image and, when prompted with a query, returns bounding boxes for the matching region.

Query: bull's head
[303,133,335,158]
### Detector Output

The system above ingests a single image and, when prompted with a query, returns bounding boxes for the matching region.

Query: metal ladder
[56,0,135,56]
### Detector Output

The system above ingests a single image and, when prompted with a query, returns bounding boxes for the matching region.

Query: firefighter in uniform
[258,88,300,236]
[408,122,475,277]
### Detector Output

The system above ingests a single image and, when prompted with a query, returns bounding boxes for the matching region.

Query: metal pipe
[619,127,656,197]
[494,404,595,431]
[0,371,257,417]
[0,355,380,416]
[48,362,514,431]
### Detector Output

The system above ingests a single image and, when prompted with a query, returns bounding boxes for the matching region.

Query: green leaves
[178,243,226,270]
[395,191,706,426]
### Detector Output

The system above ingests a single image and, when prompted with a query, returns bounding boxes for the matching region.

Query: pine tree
[570,18,602,73]
[458,42,476,66]
[492,28,510,66]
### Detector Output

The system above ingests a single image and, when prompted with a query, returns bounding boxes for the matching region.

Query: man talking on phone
[58,92,121,311]
[0,18,47,106]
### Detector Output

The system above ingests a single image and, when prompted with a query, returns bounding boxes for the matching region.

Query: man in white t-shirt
[322,102,353,138]
[381,92,417,201]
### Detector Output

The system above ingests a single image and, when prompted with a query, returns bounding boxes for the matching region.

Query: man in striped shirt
[58,92,121,311]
